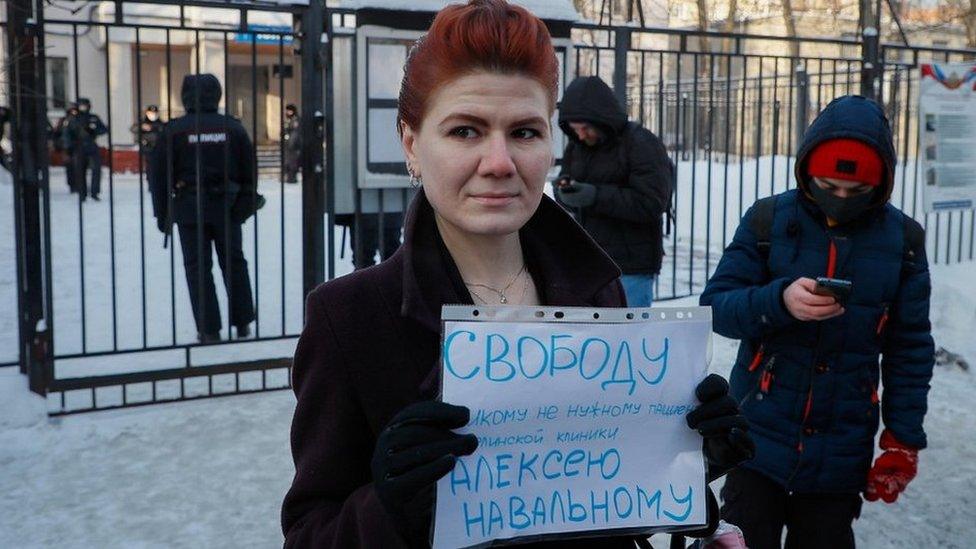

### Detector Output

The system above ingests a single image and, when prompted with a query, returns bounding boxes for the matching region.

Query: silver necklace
[464,264,527,304]
[468,272,529,305]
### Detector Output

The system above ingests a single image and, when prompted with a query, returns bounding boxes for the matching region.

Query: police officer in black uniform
[282,103,300,183]
[132,105,164,179]
[64,98,108,200]
[150,74,256,343]
[51,102,79,192]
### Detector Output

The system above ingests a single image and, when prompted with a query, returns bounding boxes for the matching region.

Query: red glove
[864,429,918,503]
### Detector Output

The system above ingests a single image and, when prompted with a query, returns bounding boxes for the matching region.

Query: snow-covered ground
[1,261,973,548]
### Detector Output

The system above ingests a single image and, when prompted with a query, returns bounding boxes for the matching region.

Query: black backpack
[620,123,675,234]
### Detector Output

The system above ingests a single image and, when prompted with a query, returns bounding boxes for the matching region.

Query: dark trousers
[71,149,101,198]
[348,213,402,269]
[177,220,255,335]
[720,468,862,549]
[65,157,76,192]
[141,152,153,183]
[283,149,300,183]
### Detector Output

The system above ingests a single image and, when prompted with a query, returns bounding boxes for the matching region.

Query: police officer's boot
[234,323,251,339]
[197,331,220,343]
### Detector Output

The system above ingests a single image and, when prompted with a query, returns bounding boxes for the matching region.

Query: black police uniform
[149,74,256,340]
[51,104,78,192]
[64,98,108,200]
[282,107,301,183]
[133,109,164,155]
[132,107,164,180]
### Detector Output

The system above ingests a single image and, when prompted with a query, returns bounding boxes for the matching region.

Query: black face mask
[808,182,876,225]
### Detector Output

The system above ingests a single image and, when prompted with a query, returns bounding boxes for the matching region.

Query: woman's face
[401,71,553,237]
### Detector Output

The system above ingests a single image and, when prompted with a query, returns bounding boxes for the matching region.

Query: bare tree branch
[781,0,800,58]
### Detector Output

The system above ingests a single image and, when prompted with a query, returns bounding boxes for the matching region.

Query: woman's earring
[408,166,422,188]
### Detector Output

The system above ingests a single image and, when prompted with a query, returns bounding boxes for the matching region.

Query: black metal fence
[5,1,975,414]
[570,24,976,301]
[4,0,320,414]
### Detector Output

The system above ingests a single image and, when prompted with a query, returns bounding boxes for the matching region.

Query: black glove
[556,182,597,208]
[156,216,168,234]
[687,374,755,482]
[371,401,478,545]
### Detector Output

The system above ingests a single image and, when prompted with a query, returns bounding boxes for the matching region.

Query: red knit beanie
[807,138,883,186]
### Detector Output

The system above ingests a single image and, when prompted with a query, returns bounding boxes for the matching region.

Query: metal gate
[5,1,976,414]
[569,24,976,301]
[4,0,325,414]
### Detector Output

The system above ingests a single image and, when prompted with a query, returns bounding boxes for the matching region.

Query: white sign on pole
[918,62,976,213]
[432,306,710,548]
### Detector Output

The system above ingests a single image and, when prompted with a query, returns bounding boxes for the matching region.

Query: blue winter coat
[700,96,934,493]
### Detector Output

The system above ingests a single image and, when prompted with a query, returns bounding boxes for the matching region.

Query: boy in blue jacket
[700,95,934,548]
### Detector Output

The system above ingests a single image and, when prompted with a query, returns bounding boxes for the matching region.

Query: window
[47,57,69,109]
[273,64,293,79]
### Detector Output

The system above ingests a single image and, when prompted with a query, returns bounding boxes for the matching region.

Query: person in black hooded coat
[555,76,673,307]
[149,73,256,342]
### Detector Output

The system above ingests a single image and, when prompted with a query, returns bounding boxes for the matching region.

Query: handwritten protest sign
[432,306,711,548]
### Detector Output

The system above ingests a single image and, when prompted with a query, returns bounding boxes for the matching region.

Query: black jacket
[558,76,673,275]
[149,74,255,226]
[283,114,301,152]
[63,111,107,154]
[281,190,637,548]
[700,96,933,492]
[132,116,165,154]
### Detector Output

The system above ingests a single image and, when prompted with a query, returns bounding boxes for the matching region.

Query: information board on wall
[919,62,976,212]
[432,305,710,548]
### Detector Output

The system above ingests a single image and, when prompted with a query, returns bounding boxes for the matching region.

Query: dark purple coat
[281,191,645,548]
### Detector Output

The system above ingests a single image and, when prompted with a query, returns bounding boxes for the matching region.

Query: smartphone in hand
[814,277,853,305]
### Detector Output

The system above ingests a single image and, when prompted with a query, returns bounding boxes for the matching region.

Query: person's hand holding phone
[783,277,845,321]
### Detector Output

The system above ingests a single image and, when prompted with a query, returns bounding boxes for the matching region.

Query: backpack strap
[750,195,778,263]
[902,213,926,274]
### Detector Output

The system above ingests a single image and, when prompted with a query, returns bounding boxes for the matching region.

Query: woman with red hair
[281,1,751,547]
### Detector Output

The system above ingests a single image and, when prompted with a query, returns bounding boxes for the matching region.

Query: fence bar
[135,27,148,348]
[304,0,327,293]
[72,24,87,353]
[166,29,177,346]
[721,55,732,250]
[705,53,715,279]
[103,24,119,351]
[251,33,260,337]
[689,53,699,295]
[8,0,53,393]
[279,34,287,334]
[224,31,234,340]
